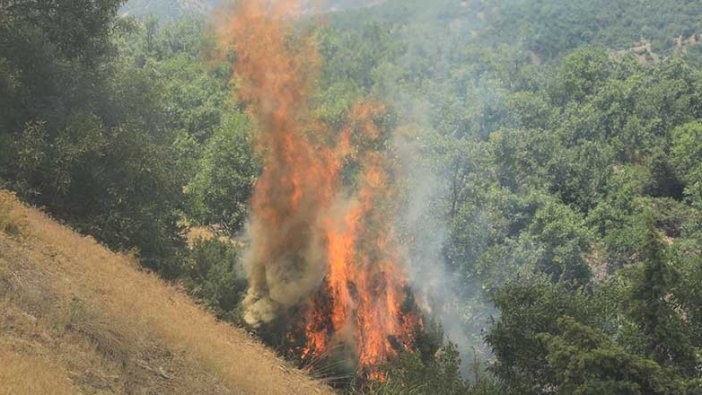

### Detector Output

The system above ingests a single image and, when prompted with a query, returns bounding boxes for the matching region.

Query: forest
[2,0,702,393]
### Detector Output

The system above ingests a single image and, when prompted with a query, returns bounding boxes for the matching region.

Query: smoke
[375,1,497,371]
[216,0,501,379]
[217,0,334,326]
[218,0,419,374]
[394,123,488,372]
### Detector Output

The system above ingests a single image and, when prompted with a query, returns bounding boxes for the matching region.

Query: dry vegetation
[0,191,26,237]
[0,191,334,395]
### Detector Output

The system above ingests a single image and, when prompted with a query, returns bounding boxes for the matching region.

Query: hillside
[0,191,333,395]
[119,0,386,20]
[4,0,702,393]
[120,0,217,20]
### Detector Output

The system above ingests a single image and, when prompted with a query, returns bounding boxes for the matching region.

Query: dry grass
[0,190,26,237]
[0,345,78,395]
[0,191,334,395]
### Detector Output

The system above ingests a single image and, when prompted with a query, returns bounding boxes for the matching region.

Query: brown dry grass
[0,191,334,395]
[0,345,78,395]
[0,190,26,237]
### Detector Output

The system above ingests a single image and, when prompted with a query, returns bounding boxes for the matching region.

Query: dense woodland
[2,0,702,393]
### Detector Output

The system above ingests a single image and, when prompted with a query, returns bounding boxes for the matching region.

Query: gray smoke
[392,109,493,376]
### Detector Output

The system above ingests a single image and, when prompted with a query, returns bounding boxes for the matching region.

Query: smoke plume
[218,0,419,374]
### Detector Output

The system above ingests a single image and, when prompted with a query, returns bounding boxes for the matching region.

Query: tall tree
[625,211,695,373]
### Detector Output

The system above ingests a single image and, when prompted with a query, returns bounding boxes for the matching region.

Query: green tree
[526,196,592,285]
[184,237,247,322]
[671,121,702,207]
[624,211,696,373]
[187,113,260,236]
[540,316,686,395]
[550,47,611,105]
[486,275,609,394]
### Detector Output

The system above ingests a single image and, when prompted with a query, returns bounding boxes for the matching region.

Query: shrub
[183,237,247,322]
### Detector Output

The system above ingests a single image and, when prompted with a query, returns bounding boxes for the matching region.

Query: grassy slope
[0,191,333,395]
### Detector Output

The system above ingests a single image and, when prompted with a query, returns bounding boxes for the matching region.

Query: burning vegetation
[217,0,422,379]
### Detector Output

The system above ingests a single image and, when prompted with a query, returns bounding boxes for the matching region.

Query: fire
[305,103,419,369]
[218,0,420,377]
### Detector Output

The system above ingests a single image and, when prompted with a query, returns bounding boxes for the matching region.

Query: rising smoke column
[218,0,338,325]
[218,0,419,374]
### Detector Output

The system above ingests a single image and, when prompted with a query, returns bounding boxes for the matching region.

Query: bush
[183,237,247,322]
[366,342,503,395]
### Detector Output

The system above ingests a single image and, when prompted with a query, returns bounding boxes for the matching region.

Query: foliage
[367,343,503,395]
[540,316,686,395]
[483,0,702,59]
[623,212,696,373]
[183,237,247,322]
[119,0,216,21]
[671,121,702,206]
[4,0,702,392]
[186,113,260,236]
[485,275,612,393]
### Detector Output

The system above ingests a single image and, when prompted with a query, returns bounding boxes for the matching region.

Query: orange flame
[219,0,419,376]
[305,103,419,368]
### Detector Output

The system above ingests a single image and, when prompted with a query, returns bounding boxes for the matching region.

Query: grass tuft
[0,191,26,237]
